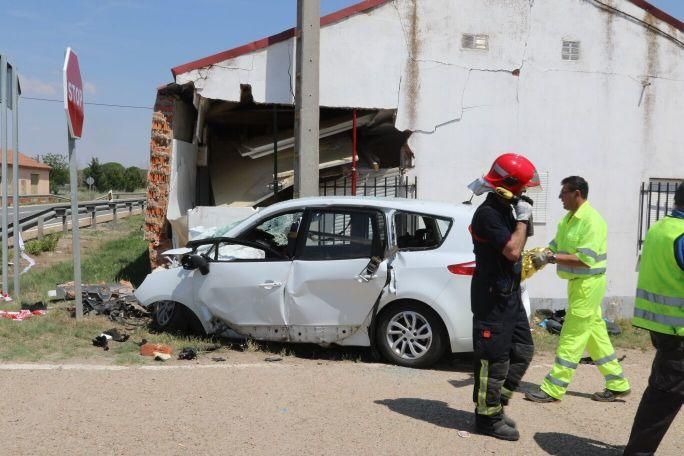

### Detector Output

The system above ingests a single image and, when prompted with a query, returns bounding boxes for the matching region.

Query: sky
[1,0,682,169]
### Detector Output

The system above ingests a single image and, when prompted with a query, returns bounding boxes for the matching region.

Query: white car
[135,197,530,368]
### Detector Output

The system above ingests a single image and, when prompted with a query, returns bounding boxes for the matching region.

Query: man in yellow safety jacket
[624,181,684,456]
[525,176,630,403]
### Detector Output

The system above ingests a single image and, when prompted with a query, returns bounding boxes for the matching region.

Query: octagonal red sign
[63,47,84,138]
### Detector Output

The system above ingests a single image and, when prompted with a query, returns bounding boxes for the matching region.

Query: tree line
[41,154,147,194]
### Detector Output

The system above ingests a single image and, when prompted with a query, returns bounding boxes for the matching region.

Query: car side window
[236,211,303,259]
[394,211,452,250]
[301,210,384,260]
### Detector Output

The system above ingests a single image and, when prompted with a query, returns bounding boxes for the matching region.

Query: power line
[22,96,153,110]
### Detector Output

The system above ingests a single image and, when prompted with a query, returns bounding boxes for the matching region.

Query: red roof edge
[171,0,391,78]
[628,0,684,32]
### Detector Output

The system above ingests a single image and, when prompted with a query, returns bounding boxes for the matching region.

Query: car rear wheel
[153,301,205,335]
[376,302,446,368]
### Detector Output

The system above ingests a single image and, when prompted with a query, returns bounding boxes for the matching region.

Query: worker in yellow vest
[624,181,684,456]
[525,176,630,403]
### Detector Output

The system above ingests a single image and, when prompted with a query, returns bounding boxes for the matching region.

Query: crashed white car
[135,197,530,368]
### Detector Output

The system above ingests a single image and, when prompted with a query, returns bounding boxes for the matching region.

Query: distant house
[0,151,51,195]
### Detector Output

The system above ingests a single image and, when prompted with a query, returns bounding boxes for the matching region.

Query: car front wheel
[153,301,205,335]
[376,302,446,368]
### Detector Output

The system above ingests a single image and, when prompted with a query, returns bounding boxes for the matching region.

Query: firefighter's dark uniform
[471,193,534,427]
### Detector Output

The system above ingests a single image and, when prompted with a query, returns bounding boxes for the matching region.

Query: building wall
[0,167,50,195]
[174,0,684,313]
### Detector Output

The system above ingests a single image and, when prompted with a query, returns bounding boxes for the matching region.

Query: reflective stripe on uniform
[593,353,617,366]
[554,356,578,369]
[545,374,569,388]
[634,308,684,328]
[477,359,502,416]
[576,248,607,262]
[557,265,606,275]
[605,373,624,381]
[636,289,684,308]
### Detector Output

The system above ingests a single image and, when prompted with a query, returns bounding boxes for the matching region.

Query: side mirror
[181,254,210,275]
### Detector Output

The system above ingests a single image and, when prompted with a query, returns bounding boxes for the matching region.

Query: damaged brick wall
[145,90,175,268]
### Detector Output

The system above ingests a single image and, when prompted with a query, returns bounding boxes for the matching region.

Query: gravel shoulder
[0,348,680,455]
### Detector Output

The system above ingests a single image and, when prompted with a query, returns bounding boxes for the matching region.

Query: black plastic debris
[211,357,226,362]
[264,356,283,362]
[103,328,130,342]
[178,347,197,360]
[92,335,110,351]
[21,301,47,312]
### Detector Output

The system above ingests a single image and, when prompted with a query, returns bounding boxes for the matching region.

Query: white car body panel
[135,196,531,355]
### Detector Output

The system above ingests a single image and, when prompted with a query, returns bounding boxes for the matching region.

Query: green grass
[532,318,652,353]
[24,233,61,255]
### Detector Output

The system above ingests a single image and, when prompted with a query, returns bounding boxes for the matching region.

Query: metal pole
[293,0,320,198]
[12,67,19,298]
[0,55,8,294]
[352,109,357,196]
[272,104,278,200]
[68,136,82,318]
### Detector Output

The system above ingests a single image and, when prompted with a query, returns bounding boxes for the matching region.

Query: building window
[462,34,489,51]
[562,40,580,60]
[531,172,549,225]
[31,173,39,194]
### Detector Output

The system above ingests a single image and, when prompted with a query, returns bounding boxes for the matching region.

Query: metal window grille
[637,180,681,251]
[319,176,417,199]
[562,40,580,60]
[462,34,489,50]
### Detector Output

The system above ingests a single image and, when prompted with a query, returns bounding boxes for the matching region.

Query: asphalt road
[0,348,679,455]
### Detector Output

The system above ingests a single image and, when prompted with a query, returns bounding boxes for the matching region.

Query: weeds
[24,233,61,255]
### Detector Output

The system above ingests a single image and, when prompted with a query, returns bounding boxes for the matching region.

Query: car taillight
[448,261,476,276]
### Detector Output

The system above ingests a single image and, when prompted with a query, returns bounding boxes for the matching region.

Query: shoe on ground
[591,388,631,402]
[525,389,559,403]
[476,419,520,441]
[502,412,516,428]
[500,395,510,406]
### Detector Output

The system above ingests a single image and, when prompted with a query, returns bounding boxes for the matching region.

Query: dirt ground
[0,348,680,455]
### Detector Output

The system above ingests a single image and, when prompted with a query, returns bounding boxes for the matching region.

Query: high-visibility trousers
[541,275,630,399]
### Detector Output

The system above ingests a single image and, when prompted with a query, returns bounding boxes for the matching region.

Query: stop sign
[63,47,84,138]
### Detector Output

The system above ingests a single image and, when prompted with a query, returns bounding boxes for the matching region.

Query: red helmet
[483,153,540,195]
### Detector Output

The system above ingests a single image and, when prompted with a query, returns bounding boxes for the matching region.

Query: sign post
[63,47,84,318]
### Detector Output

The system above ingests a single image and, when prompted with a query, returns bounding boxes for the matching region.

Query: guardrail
[3,198,146,239]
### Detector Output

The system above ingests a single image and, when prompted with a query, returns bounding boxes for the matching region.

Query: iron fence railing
[638,181,680,250]
[319,176,417,199]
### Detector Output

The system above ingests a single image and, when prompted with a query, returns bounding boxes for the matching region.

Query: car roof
[255,196,474,219]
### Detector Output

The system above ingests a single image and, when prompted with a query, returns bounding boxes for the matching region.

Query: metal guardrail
[2,198,146,238]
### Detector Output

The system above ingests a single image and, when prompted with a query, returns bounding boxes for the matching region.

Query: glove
[531,249,554,269]
[513,200,533,222]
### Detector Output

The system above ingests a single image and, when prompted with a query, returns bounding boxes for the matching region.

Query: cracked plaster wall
[173,0,683,304]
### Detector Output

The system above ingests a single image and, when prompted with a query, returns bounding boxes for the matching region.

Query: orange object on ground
[140,343,173,356]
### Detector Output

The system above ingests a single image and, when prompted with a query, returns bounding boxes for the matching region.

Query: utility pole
[293,0,320,198]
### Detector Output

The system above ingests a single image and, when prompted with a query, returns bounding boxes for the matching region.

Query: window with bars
[462,34,489,50]
[562,40,580,60]
[637,179,682,250]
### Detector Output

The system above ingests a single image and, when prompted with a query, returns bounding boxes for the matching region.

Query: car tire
[153,301,205,336]
[375,302,446,368]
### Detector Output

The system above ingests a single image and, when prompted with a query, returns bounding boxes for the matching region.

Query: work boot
[475,417,520,441]
[524,388,559,403]
[591,388,631,402]
[502,412,516,428]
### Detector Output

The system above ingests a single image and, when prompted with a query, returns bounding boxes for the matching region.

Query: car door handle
[258,281,282,290]
[355,274,377,283]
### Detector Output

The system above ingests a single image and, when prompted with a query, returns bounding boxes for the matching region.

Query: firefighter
[526,176,630,403]
[623,181,683,456]
[469,153,539,441]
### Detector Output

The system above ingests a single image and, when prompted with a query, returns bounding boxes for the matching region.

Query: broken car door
[285,208,388,343]
[194,211,303,340]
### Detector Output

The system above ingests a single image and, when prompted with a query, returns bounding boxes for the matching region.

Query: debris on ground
[140,343,173,357]
[457,430,471,438]
[21,302,47,312]
[264,356,283,362]
[54,281,150,324]
[211,357,226,362]
[154,353,171,361]
[92,329,131,351]
[0,309,46,321]
[178,347,197,360]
